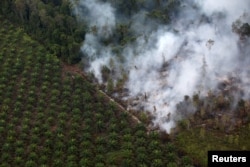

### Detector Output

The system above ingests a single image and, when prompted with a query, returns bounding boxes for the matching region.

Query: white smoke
[72,0,116,37]
[72,0,250,133]
[71,0,116,82]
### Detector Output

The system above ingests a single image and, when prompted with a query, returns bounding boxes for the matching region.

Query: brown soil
[62,63,88,80]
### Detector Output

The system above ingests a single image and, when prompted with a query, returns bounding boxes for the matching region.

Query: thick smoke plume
[72,0,250,132]
[71,0,116,81]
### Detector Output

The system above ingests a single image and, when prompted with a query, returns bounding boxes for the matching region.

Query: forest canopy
[0,0,86,64]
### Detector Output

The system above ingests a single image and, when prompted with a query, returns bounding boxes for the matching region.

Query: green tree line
[0,0,86,64]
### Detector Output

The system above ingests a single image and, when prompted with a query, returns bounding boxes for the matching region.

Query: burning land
[75,0,250,133]
[1,0,250,167]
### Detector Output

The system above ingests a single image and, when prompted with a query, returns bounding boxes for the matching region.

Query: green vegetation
[173,92,250,166]
[1,1,250,167]
[0,0,180,64]
[0,0,85,64]
[175,123,250,166]
[0,15,192,167]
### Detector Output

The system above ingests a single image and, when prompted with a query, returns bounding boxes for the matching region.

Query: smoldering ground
[71,0,250,132]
